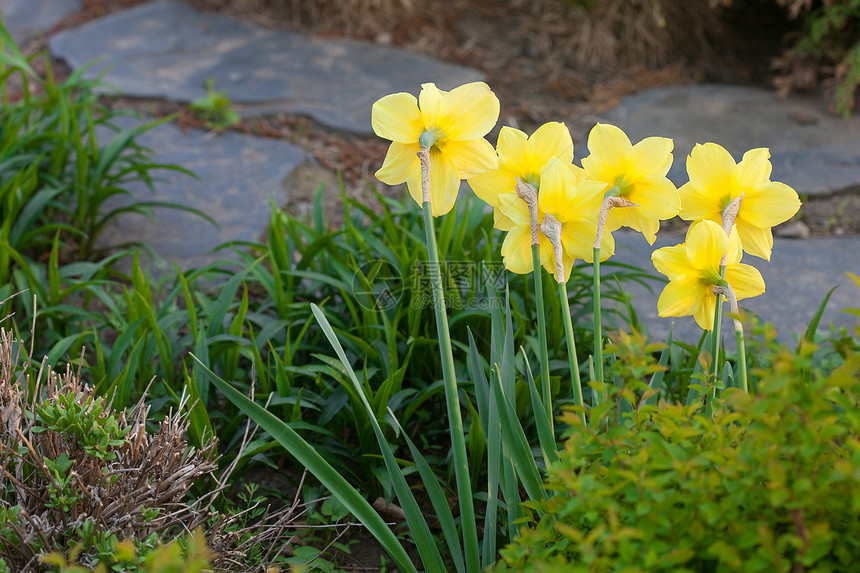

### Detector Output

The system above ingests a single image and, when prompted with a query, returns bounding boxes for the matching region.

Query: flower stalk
[541,212,585,424]
[517,179,552,425]
[710,194,744,391]
[592,194,636,401]
[713,284,749,392]
[418,145,480,572]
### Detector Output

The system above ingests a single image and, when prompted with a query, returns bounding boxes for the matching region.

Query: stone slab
[96,118,305,271]
[608,231,860,346]
[0,0,80,42]
[597,84,860,197]
[48,0,484,134]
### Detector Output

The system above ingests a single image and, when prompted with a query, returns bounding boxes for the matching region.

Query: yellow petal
[737,148,772,189]
[735,221,774,261]
[444,138,499,178]
[569,163,588,182]
[658,276,702,319]
[405,161,424,208]
[724,226,743,266]
[405,149,460,217]
[494,208,517,231]
[587,123,632,163]
[470,167,516,208]
[501,225,534,274]
[418,83,444,128]
[528,122,574,166]
[496,126,529,170]
[439,82,500,141]
[628,174,680,220]
[571,180,610,220]
[560,220,597,262]
[692,287,717,331]
[605,206,661,245]
[375,141,420,185]
[498,192,531,226]
[537,157,576,217]
[630,136,673,177]
[598,229,616,261]
[679,181,722,222]
[686,142,737,193]
[725,263,766,301]
[371,92,423,143]
[542,248,576,282]
[739,181,801,228]
[582,123,631,181]
[652,244,691,280]
[685,219,728,270]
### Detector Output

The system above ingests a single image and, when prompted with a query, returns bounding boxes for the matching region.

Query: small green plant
[496,342,860,572]
[34,391,130,460]
[41,529,213,573]
[190,78,240,129]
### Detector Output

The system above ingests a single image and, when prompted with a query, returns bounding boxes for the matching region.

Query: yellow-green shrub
[497,346,860,572]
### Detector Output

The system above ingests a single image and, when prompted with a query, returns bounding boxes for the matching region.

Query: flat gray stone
[48,0,484,134]
[96,118,304,271]
[598,85,860,197]
[0,0,80,42]
[607,231,860,346]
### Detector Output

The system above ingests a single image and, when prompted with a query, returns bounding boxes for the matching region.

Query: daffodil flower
[679,143,801,260]
[652,219,765,330]
[498,158,612,281]
[371,82,500,217]
[469,122,574,229]
[580,123,680,245]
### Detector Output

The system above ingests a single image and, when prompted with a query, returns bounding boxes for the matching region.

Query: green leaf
[311,304,445,573]
[193,354,418,573]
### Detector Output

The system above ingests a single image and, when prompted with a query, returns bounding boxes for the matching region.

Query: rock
[0,0,80,42]
[595,84,860,197]
[775,221,811,239]
[95,118,305,272]
[48,0,485,134]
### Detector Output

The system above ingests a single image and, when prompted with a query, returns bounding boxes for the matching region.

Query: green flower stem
[532,245,553,428]
[710,264,727,394]
[592,246,604,404]
[735,324,749,393]
[559,281,585,424]
[418,147,479,572]
[714,283,749,393]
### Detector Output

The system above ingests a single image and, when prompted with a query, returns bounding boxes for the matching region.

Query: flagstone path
[5,0,859,341]
[0,0,79,42]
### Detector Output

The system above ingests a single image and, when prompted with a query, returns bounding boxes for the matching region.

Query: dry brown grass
[0,311,326,571]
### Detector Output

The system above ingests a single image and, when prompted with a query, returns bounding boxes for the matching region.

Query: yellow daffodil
[371,82,500,217]
[498,158,612,281]
[652,219,765,330]
[469,122,574,229]
[580,123,680,244]
[679,143,801,260]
